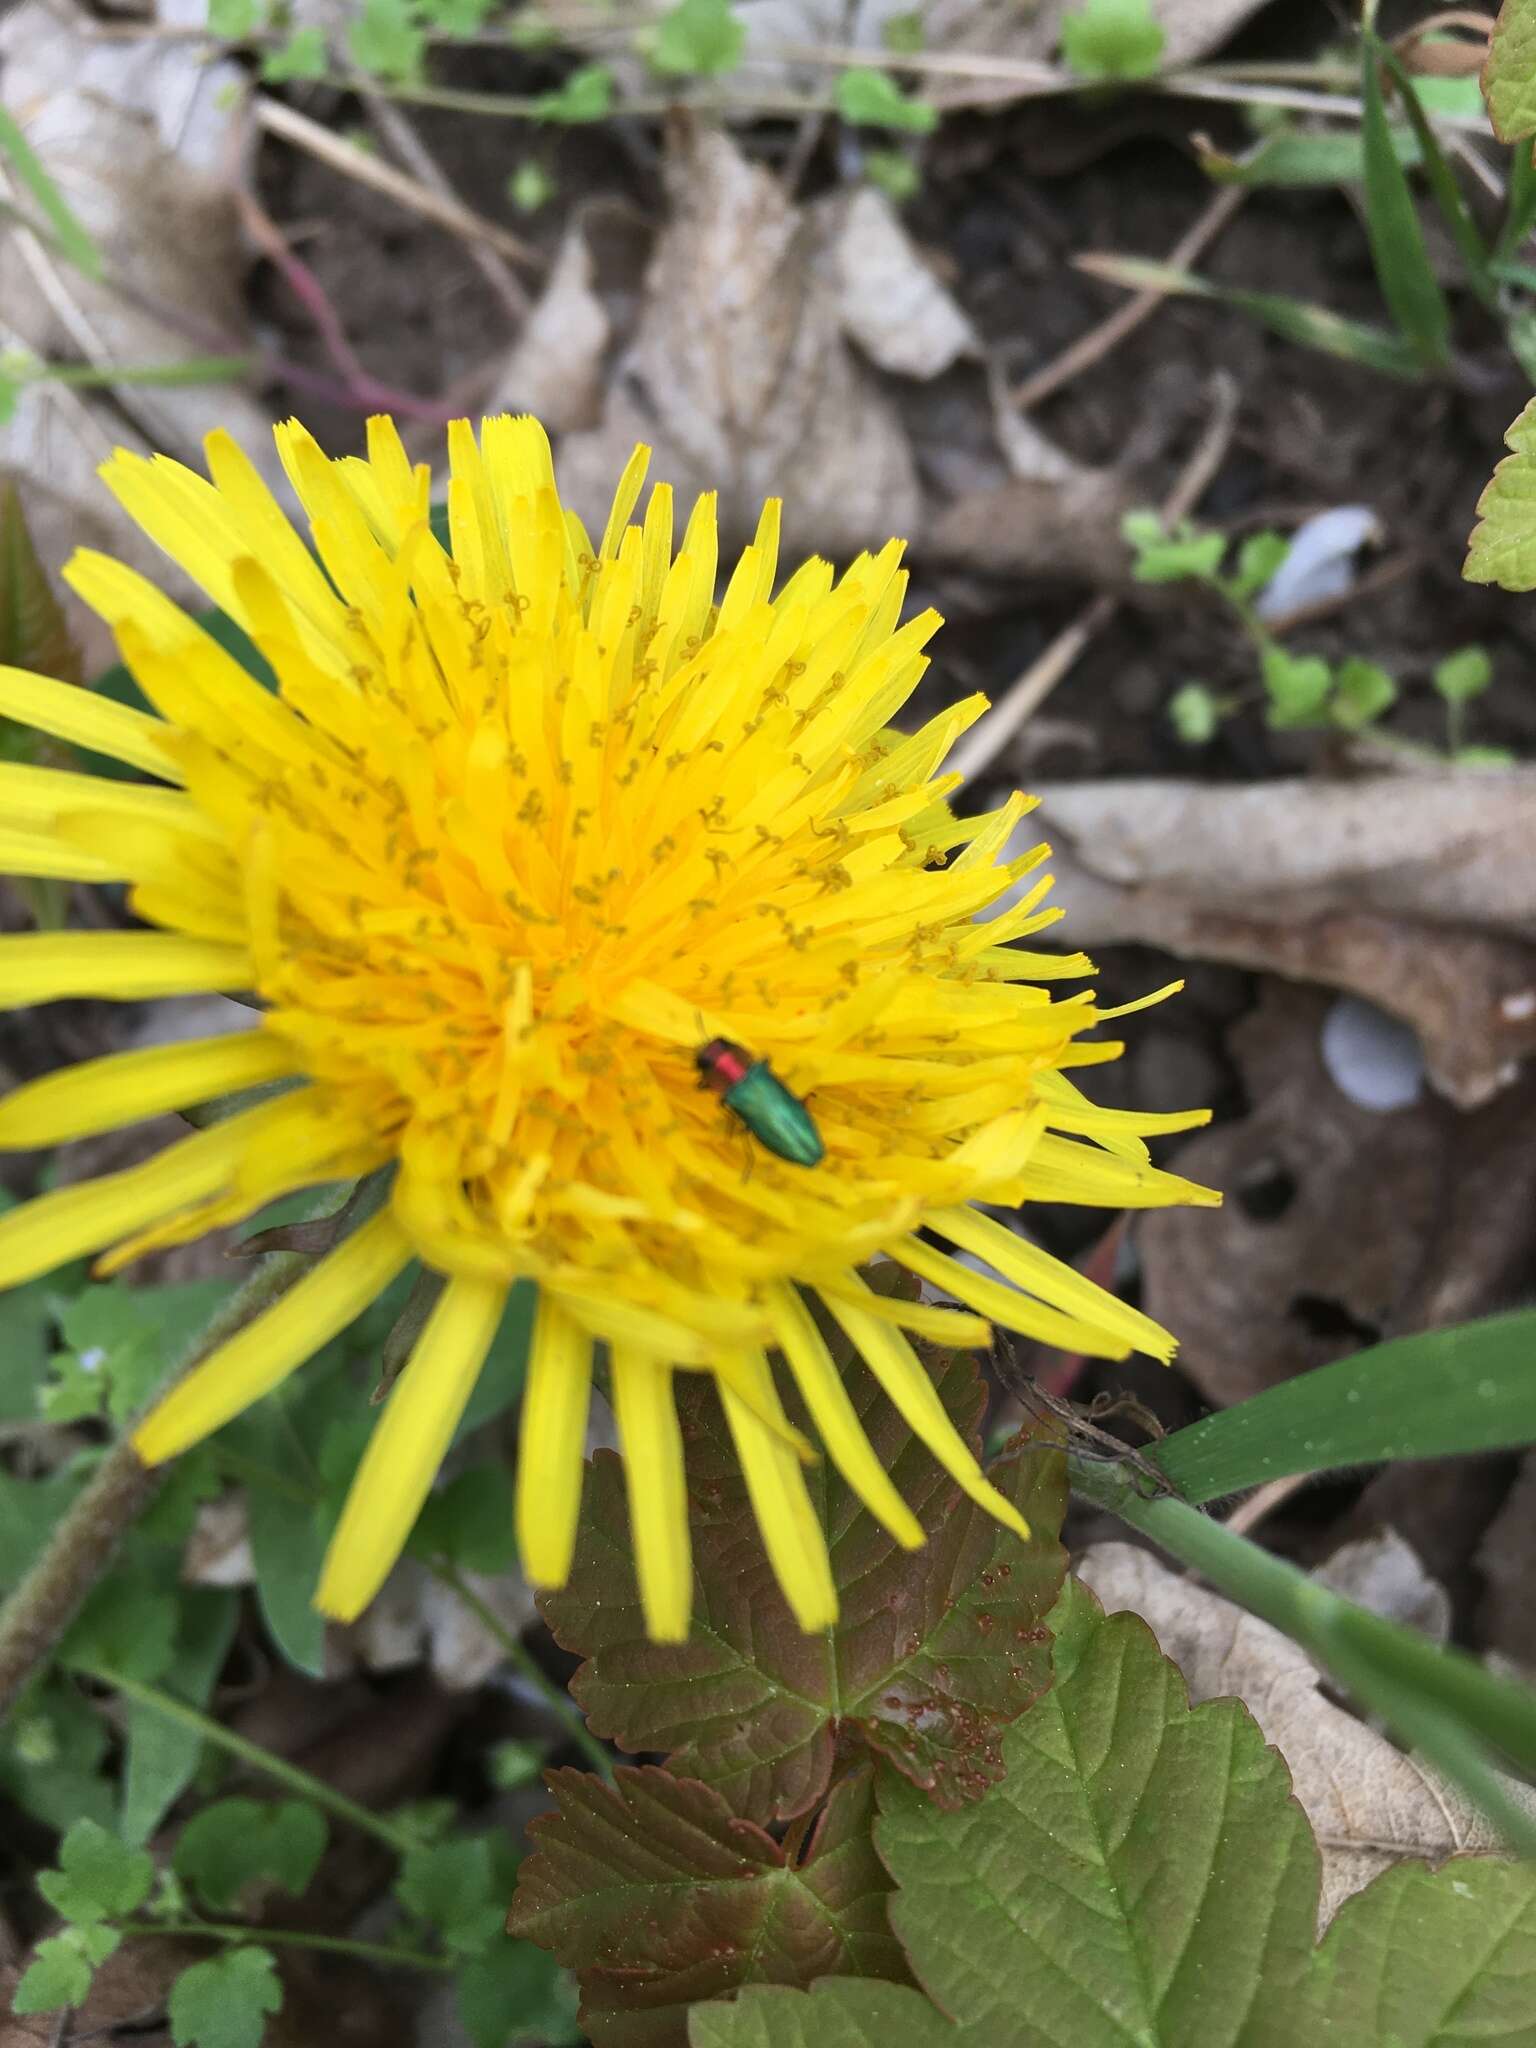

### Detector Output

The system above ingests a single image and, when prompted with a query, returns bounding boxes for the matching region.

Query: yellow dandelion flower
[0,417,1216,1641]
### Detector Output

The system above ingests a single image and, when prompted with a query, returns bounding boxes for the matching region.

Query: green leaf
[61,1571,181,1684]
[0,106,102,277]
[693,1586,1318,2046]
[0,1468,80,1589]
[1197,127,1417,188]
[689,1979,942,2048]
[13,1926,121,2015]
[510,1766,906,2045]
[1434,643,1493,701]
[57,1277,233,1427]
[120,1587,239,1845]
[1261,646,1333,727]
[169,1946,283,2048]
[863,150,921,203]
[1155,1307,1536,1504]
[430,0,496,31]
[412,1464,517,1573]
[397,1837,506,1955]
[0,480,83,682]
[1329,656,1397,731]
[1122,510,1227,583]
[835,68,938,135]
[347,0,425,80]
[37,1818,155,1923]
[1059,0,1165,82]
[533,65,615,124]
[650,0,745,78]
[1169,682,1221,745]
[488,1738,547,1790]
[173,1798,328,1912]
[0,1672,115,1832]
[208,0,260,33]
[1486,0,1536,143]
[887,1584,1316,2042]
[1079,252,1425,377]
[508,161,555,215]
[261,26,329,81]
[1466,395,1536,586]
[1228,529,1291,600]
[456,1941,582,2048]
[1360,36,1452,367]
[544,1340,1066,1824]
[1298,1856,1536,2041]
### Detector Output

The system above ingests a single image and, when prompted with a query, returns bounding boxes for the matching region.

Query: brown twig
[253,96,544,273]
[951,372,1240,787]
[1259,545,1427,638]
[1011,183,1247,411]
[1222,1472,1313,1536]
[361,90,532,323]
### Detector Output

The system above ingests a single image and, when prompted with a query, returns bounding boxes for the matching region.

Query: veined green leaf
[1360,35,1453,364]
[1485,0,1536,143]
[1466,393,1536,586]
[1154,1307,1536,1504]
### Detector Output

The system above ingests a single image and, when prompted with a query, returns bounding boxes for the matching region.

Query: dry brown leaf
[555,127,922,557]
[1138,984,1445,1407]
[1023,773,1536,1104]
[1311,1530,1451,1645]
[1078,1540,1533,1926]
[0,0,276,669]
[482,214,610,434]
[552,127,1093,559]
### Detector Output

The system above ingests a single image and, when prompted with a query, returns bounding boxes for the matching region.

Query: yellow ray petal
[766,1283,923,1550]
[820,1280,1031,1545]
[611,1350,692,1641]
[0,1031,297,1149]
[0,932,252,1009]
[0,664,179,779]
[929,1203,1176,1364]
[889,1232,1122,1359]
[0,761,214,836]
[515,1291,594,1591]
[134,1207,414,1462]
[0,827,124,882]
[716,1348,838,1632]
[0,1092,303,1289]
[317,1272,508,1620]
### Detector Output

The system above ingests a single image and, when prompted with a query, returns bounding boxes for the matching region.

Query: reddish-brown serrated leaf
[0,481,82,685]
[542,1332,1067,1826]
[507,1765,905,2048]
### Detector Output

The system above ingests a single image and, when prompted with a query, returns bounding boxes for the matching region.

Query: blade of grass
[1197,126,1419,187]
[1359,31,1454,364]
[0,108,102,279]
[1070,1455,1536,1850]
[1075,252,1425,375]
[1374,36,1496,310]
[1152,1308,1536,1505]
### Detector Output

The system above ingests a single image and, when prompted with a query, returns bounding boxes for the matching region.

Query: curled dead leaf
[1024,773,1536,1105]
[1078,1540,1536,1927]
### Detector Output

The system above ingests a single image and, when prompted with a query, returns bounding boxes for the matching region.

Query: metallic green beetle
[694,1037,825,1167]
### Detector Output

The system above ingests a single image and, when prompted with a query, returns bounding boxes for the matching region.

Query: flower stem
[77,1664,420,1856]
[428,1560,614,1782]
[114,1920,451,1972]
[0,1205,345,1726]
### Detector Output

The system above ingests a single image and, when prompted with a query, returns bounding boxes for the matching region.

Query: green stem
[1069,1454,1536,1854]
[428,1561,614,1783]
[114,1919,451,1971]
[80,1665,420,1857]
[0,1208,342,1726]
